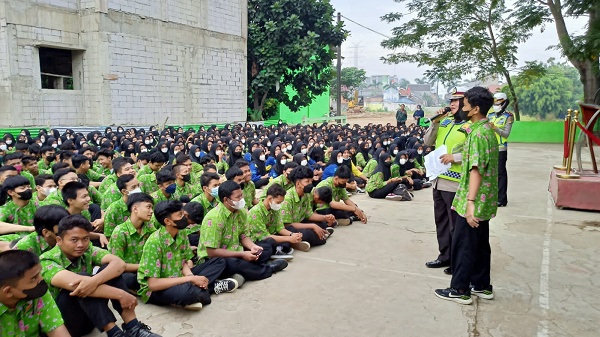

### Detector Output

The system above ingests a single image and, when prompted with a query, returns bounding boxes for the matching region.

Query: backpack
[393,184,414,201]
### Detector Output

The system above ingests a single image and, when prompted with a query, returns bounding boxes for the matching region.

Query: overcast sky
[329,0,586,88]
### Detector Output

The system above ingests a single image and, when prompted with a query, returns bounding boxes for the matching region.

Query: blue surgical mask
[210,187,219,198]
[165,183,177,194]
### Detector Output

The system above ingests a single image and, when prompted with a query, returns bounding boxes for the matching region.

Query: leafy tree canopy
[331,67,367,100]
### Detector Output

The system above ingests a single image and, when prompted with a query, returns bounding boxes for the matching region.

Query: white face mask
[5,140,12,145]
[281,148,287,153]
[280,159,287,165]
[270,201,282,211]
[259,155,266,161]
[215,150,222,156]
[128,187,142,195]
[161,148,168,153]
[173,150,179,156]
[418,150,423,155]
[43,187,57,196]
[145,140,151,144]
[40,137,45,143]
[493,105,502,113]
[195,151,201,157]
[337,157,344,164]
[301,160,308,166]
[383,141,389,146]
[51,144,58,148]
[286,145,292,151]
[0,144,6,151]
[301,149,307,155]
[399,159,407,165]
[231,198,246,210]
[141,149,148,153]
[267,142,271,147]
[319,144,324,148]
[393,150,398,155]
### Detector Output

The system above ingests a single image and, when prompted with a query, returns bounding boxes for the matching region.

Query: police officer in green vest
[423,87,469,274]
[487,92,514,207]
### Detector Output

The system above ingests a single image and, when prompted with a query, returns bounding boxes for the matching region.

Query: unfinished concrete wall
[0,0,247,127]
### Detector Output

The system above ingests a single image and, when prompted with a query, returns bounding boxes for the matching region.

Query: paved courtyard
[89,141,600,337]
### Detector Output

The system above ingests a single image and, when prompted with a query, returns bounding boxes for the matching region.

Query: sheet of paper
[424,145,452,181]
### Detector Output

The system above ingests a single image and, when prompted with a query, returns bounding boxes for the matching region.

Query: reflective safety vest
[487,111,513,150]
[435,117,469,182]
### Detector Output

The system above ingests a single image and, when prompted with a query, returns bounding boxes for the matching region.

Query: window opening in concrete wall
[38,47,83,90]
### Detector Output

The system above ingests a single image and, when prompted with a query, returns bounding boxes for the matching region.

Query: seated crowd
[0,121,432,337]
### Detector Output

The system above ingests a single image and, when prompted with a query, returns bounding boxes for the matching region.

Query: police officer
[487,92,513,207]
[423,87,469,274]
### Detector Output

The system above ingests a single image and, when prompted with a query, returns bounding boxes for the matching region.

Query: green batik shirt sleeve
[0,202,14,222]
[280,194,296,224]
[90,245,110,266]
[365,172,384,193]
[38,291,65,334]
[270,209,284,234]
[104,202,128,237]
[469,125,499,220]
[88,186,102,206]
[108,226,127,260]
[138,174,159,194]
[247,206,268,241]
[40,248,66,289]
[303,194,313,219]
[391,164,400,178]
[86,169,103,182]
[363,160,376,177]
[356,153,366,168]
[100,187,121,211]
[21,171,36,188]
[200,211,223,250]
[137,232,161,302]
[14,232,42,256]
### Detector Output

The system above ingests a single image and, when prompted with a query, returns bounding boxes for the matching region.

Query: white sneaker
[292,241,311,252]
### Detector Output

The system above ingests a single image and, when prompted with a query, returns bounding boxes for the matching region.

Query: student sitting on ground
[14,205,69,256]
[34,174,57,203]
[233,160,260,208]
[0,250,71,337]
[40,214,161,337]
[316,165,368,225]
[190,172,221,214]
[137,200,239,311]
[150,169,177,204]
[365,153,407,201]
[103,174,141,237]
[260,161,298,199]
[0,176,37,243]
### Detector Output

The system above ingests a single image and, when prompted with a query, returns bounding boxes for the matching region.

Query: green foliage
[381,0,533,120]
[331,67,367,100]
[502,62,583,120]
[248,0,347,120]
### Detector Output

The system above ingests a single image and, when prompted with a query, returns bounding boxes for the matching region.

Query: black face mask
[335,183,346,189]
[182,174,191,182]
[18,190,33,200]
[384,161,392,167]
[173,216,189,230]
[20,280,48,301]
[239,182,245,190]
[46,156,55,163]
[454,110,467,122]
[303,183,313,194]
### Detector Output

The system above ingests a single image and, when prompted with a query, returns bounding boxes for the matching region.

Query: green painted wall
[273,87,330,124]
[510,121,564,143]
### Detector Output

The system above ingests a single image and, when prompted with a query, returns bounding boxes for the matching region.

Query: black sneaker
[213,278,238,295]
[266,259,288,273]
[123,322,162,337]
[434,288,472,305]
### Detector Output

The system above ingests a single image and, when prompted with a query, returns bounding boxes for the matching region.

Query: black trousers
[286,222,327,247]
[249,238,274,263]
[433,188,457,263]
[255,178,270,189]
[147,257,226,306]
[122,272,140,291]
[368,182,400,199]
[397,121,406,128]
[498,151,508,205]
[255,237,292,254]
[316,207,353,220]
[450,216,491,292]
[55,266,127,336]
[222,257,273,281]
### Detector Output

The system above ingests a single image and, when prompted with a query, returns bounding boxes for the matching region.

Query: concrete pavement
[91,143,600,337]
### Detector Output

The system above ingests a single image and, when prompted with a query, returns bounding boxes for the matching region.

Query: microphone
[429,107,451,121]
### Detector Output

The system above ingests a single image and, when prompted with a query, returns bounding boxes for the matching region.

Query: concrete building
[0,0,247,128]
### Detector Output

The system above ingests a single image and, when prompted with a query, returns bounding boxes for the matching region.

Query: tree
[247,0,347,120]
[381,0,534,120]
[515,1,600,104]
[502,61,584,119]
[330,67,367,100]
[398,78,410,89]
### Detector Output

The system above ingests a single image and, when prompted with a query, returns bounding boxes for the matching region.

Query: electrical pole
[336,12,342,117]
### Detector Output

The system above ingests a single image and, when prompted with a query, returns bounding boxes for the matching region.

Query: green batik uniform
[190,192,219,214]
[316,177,349,209]
[138,173,159,195]
[37,159,53,171]
[136,165,153,177]
[150,190,176,204]
[0,292,65,337]
[85,169,103,182]
[247,202,284,242]
[88,186,102,206]
[103,198,129,238]
[260,175,293,200]
[98,174,117,195]
[20,171,35,188]
[242,181,255,209]
[0,200,36,242]
[355,152,370,168]
[280,187,313,224]
[137,226,194,303]
[40,243,109,298]
[197,203,248,261]
[14,232,52,256]
[365,172,388,193]
[362,159,378,178]
[215,159,229,174]
[100,185,122,211]
[173,182,201,200]
[108,219,156,264]
[452,119,499,220]
[40,190,91,221]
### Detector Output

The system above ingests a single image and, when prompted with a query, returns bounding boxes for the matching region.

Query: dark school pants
[316,207,353,220]
[450,216,491,292]
[55,265,127,336]
[433,188,458,263]
[222,257,273,281]
[498,151,508,205]
[121,272,140,291]
[255,178,270,189]
[255,237,290,259]
[147,257,227,306]
[285,221,327,247]
[368,182,400,199]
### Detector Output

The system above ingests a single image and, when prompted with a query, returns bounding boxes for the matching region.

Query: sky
[329,0,586,91]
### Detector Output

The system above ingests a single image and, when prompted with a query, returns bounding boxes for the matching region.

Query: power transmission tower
[349,42,363,68]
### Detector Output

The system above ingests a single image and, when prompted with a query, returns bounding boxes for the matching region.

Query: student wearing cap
[423,87,469,274]
[487,92,513,207]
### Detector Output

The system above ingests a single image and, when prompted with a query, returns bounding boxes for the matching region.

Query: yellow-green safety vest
[435,117,469,182]
[487,111,513,150]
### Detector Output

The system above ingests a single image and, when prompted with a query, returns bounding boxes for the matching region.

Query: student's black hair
[137,152,150,162]
[464,86,494,116]
[0,166,17,176]
[71,155,90,169]
[51,162,69,174]
[175,153,190,164]
[0,175,31,206]
[0,250,40,287]
[183,201,204,224]
[179,195,191,203]
[111,157,129,175]
[80,147,96,155]
[315,186,333,204]
[153,200,183,226]
[96,148,114,159]
[116,174,135,192]
[334,165,352,179]
[200,172,220,187]
[203,163,217,172]
[172,164,186,176]
[61,181,87,206]
[156,169,176,185]
[52,168,75,184]
[266,183,287,198]
[234,159,249,169]
[35,174,54,187]
[59,151,74,162]
[288,165,313,183]
[34,205,69,235]
[15,142,29,152]
[29,144,41,156]
[283,161,299,171]
[57,214,93,237]
[148,151,166,163]
[21,155,37,166]
[40,145,55,155]
[225,166,244,181]
[4,152,23,163]
[126,192,154,213]
[198,156,213,166]
[218,180,241,201]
